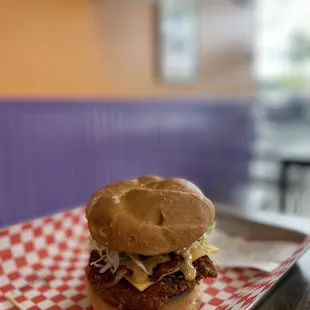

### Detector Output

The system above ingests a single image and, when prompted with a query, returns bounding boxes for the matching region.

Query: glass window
[255,0,310,92]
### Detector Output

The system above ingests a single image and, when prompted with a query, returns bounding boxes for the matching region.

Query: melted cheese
[124,255,170,284]
[123,260,149,283]
[201,243,219,255]
[124,246,217,291]
[192,248,210,260]
[144,255,170,273]
[179,247,217,281]
[179,247,196,280]
[125,275,154,291]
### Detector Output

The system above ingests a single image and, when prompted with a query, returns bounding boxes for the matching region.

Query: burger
[86,176,218,310]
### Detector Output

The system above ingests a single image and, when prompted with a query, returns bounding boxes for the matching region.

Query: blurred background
[0,0,309,226]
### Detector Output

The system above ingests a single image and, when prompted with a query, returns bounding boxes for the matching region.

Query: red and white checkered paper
[1,208,309,310]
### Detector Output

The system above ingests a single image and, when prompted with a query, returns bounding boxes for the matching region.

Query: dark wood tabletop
[256,249,310,310]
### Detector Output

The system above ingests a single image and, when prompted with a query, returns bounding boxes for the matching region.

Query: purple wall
[0,98,254,226]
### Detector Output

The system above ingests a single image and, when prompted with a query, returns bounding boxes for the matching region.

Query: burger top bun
[86,176,215,255]
[86,279,201,310]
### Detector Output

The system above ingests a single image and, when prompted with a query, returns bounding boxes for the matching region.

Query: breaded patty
[88,252,217,310]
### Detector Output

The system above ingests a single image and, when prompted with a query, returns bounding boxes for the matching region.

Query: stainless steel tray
[213,204,310,309]
[216,204,310,242]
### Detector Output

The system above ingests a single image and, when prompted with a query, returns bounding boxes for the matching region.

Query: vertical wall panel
[0,99,254,226]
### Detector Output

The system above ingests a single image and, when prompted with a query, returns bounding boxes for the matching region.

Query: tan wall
[0,0,253,98]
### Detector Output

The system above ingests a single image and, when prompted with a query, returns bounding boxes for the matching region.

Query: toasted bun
[86,175,215,255]
[86,279,201,310]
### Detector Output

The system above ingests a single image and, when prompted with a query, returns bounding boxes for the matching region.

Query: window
[255,0,310,92]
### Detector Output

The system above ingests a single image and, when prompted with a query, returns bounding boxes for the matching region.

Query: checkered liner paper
[1,208,309,310]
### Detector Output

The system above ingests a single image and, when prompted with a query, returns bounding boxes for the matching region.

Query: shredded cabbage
[106,249,120,273]
[88,222,218,278]
[97,263,112,274]
[199,222,218,255]
[204,222,216,239]
[88,236,151,275]
[128,254,152,275]
[88,236,121,274]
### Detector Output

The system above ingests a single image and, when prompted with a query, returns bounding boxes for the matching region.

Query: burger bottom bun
[86,279,201,310]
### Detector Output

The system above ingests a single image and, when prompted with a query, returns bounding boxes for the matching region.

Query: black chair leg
[279,161,289,213]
